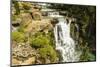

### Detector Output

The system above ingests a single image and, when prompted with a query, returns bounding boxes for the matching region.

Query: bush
[30,32,58,62]
[80,51,95,61]
[39,45,57,62]
[30,35,50,48]
[18,26,25,32]
[12,15,17,21]
[22,2,32,10]
[12,31,26,43]
[46,31,55,48]
[80,44,96,61]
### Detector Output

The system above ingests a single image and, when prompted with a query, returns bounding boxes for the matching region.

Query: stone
[12,42,36,59]
[22,57,35,65]
[23,19,52,34]
[32,11,42,20]
[21,13,32,26]
[12,58,21,65]
[45,59,51,64]
[36,59,42,64]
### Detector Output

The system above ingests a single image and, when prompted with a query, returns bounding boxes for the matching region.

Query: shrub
[80,44,96,61]
[39,45,57,62]
[80,51,95,61]
[18,26,25,33]
[12,31,26,43]
[46,31,55,48]
[30,32,58,62]
[30,35,50,48]
[22,2,32,10]
[12,15,17,21]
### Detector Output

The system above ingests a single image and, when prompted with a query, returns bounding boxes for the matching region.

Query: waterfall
[54,17,81,62]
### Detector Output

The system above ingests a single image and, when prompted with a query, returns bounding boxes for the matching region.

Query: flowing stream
[53,17,81,62]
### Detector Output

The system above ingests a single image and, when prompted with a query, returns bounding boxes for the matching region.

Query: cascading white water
[54,17,81,62]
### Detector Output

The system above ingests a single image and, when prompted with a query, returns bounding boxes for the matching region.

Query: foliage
[80,50,95,61]
[13,1,20,15]
[46,31,55,48]
[12,15,17,21]
[30,31,55,48]
[12,31,26,42]
[30,33,50,48]
[18,26,25,33]
[21,2,32,10]
[29,32,58,62]
[39,45,57,62]
[80,44,96,61]
[12,1,96,63]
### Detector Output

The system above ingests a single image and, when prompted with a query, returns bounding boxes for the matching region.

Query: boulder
[12,58,22,65]
[32,11,42,20]
[22,57,35,65]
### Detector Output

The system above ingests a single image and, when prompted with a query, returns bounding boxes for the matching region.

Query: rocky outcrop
[20,12,53,34]
[12,42,36,65]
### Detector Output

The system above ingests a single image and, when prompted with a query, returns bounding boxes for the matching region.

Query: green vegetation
[80,50,95,61]
[12,15,18,21]
[80,44,96,61]
[30,34,50,48]
[29,32,58,62]
[12,31,26,43]
[22,2,32,10]
[18,26,25,32]
[13,1,20,15]
[12,1,96,65]
[39,45,57,62]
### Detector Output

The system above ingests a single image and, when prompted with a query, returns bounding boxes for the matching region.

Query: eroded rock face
[21,57,35,65]
[12,42,36,65]
[32,11,42,20]
[12,42,56,65]
[12,11,55,65]
[31,19,53,34]
[12,58,22,65]
[12,43,35,57]
[12,57,35,66]
[20,13,53,34]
